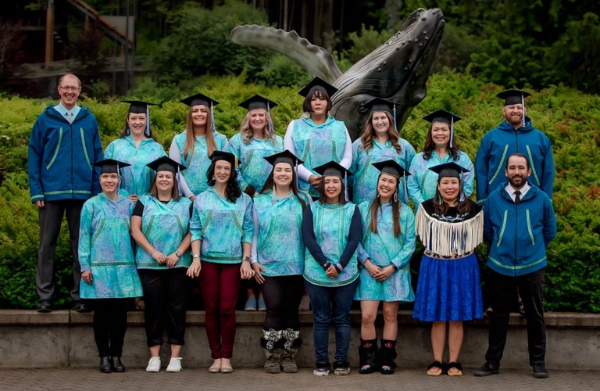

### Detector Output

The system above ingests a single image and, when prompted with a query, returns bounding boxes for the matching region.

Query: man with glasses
[28,73,103,313]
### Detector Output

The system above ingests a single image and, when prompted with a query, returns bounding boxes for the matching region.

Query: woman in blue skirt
[413,162,484,377]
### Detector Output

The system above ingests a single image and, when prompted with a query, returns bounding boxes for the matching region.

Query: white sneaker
[146,357,161,372]
[166,357,183,372]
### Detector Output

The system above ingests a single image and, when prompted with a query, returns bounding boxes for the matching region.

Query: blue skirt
[413,253,483,322]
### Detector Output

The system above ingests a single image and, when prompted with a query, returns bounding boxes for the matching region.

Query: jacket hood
[496,181,540,202]
[496,116,534,133]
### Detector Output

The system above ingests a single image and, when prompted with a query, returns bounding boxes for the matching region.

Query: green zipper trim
[124,218,131,231]
[199,210,213,237]
[526,145,541,186]
[496,210,508,248]
[302,269,359,287]
[46,127,63,170]
[489,256,546,270]
[43,190,92,196]
[420,170,429,191]
[175,215,185,237]
[526,209,535,246]
[301,139,311,162]
[80,127,92,170]
[489,145,509,185]
[144,216,155,237]
[90,219,105,248]
[332,140,339,162]
[90,262,136,266]
[354,156,372,186]
[258,216,277,253]
[31,194,44,201]
[230,211,244,235]
[240,150,254,175]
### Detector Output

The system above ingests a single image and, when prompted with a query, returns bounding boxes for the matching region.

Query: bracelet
[150,250,157,256]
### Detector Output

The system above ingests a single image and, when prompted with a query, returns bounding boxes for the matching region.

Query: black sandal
[446,362,463,376]
[426,361,445,376]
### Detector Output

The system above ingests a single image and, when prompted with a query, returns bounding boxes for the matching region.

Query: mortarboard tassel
[210,100,215,133]
[267,100,274,134]
[449,115,454,149]
[117,162,121,192]
[521,93,526,128]
[145,105,150,137]
[393,103,398,133]
[177,166,182,197]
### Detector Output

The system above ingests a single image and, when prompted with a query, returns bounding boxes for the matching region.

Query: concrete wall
[1,310,599,369]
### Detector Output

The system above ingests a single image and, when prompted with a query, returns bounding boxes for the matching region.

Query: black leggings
[262,275,305,331]
[92,298,132,358]
[139,268,187,347]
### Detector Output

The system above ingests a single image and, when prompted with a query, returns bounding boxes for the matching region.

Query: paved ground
[2,367,598,391]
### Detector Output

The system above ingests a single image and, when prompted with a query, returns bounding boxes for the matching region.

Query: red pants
[199,261,241,359]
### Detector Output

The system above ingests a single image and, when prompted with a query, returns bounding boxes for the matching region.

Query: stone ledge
[1,309,599,328]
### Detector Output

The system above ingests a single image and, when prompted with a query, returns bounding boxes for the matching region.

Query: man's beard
[508,175,527,188]
[504,114,522,125]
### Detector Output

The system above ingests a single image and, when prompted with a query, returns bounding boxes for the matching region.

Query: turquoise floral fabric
[103,136,166,196]
[226,134,283,192]
[79,191,143,299]
[355,200,416,302]
[135,194,192,270]
[190,187,254,264]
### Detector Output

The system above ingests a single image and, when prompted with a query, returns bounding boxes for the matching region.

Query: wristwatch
[243,256,251,263]
[175,250,182,258]
[193,254,200,259]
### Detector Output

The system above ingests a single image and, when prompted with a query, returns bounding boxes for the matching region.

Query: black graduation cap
[264,150,303,167]
[180,93,219,108]
[238,95,278,111]
[365,98,394,113]
[298,77,338,98]
[210,150,237,168]
[146,156,186,174]
[496,89,531,106]
[122,100,158,114]
[422,109,462,126]
[372,160,409,179]
[428,162,470,179]
[92,159,131,175]
[313,161,353,178]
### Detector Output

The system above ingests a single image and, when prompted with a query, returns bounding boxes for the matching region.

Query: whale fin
[230,25,343,84]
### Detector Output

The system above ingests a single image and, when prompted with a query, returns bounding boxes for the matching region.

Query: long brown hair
[432,178,475,215]
[206,161,242,203]
[119,113,157,141]
[239,110,277,145]
[359,112,402,154]
[148,171,181,202]
[422,122,462,161]
[260,163,307,212]
[183,105,216,159]
[317,177,347,205]
[369,175,401,237]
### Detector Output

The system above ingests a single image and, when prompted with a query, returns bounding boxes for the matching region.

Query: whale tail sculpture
[230,8,445,140]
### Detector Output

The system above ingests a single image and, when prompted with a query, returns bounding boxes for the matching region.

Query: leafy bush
[1,72,599,311]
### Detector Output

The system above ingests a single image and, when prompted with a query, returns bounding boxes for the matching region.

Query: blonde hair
[359,111,402,154]
[59,73,81,87]
[183,105,216,159]
[239,109,277,145]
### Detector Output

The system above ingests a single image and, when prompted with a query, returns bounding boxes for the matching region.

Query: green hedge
[1,72,599,311]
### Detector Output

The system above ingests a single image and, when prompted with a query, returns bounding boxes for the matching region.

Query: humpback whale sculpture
[230,8,445,140]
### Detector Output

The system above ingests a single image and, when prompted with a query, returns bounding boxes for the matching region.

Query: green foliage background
[1,72,600,311]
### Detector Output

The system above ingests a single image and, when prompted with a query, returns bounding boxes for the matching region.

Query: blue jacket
[28,105,103,202]
[484,182,556,277]
[475,118,554,204]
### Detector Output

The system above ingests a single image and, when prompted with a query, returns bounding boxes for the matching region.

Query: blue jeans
[305,278,359,364]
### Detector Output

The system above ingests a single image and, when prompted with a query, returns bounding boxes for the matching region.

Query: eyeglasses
[59,86,81,92]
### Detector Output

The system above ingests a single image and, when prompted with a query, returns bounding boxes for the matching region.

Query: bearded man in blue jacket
[475,90,554,204]
[475,153,556,379]
[28,74,103,313]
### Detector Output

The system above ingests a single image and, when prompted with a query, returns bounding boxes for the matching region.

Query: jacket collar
[497,181,539,202]
[497,116,534,133]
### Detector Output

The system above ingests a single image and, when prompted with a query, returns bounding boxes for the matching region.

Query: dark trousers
[262,275,305,331]
[199,261,241,359]
[139,268,187,347]
[305,279,359,364]
[485,268,546,366]
[92,298,131,357]
[36,200,84,301]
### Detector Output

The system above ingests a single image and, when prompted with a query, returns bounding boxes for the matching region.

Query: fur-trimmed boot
[358,339,379,374]
[281,328,302,373]
[261,329,283,374]
[379,339,398,374]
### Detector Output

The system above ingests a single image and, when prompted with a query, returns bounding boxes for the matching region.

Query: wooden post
[45,0,55,67]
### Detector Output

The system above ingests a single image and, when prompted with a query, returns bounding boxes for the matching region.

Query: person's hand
[151,250,167,264]
[128,194,140,203]
[240,261,254,280]
[186,259,201,278]
[308,175,322,189]
[82,271,93,285]
[166,253,180,268]
[325,265,339,279]
[252,262,266,284]
[35,200,45,208]
[364,259,382,278]
[374,265,395,282]
[190,195,196,202]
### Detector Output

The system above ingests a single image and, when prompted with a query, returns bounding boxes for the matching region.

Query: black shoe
[112,357,126,372]
[473,362,500,376]
[73,301,91,313]
[533,363,549,378]
[37,300,52,313]
[100,356,113,373]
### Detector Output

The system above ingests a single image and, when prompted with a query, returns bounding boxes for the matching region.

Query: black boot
[111,357,125,372]
[358,339,379,374]
[100,356,113,373]
[379,339,397,374]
